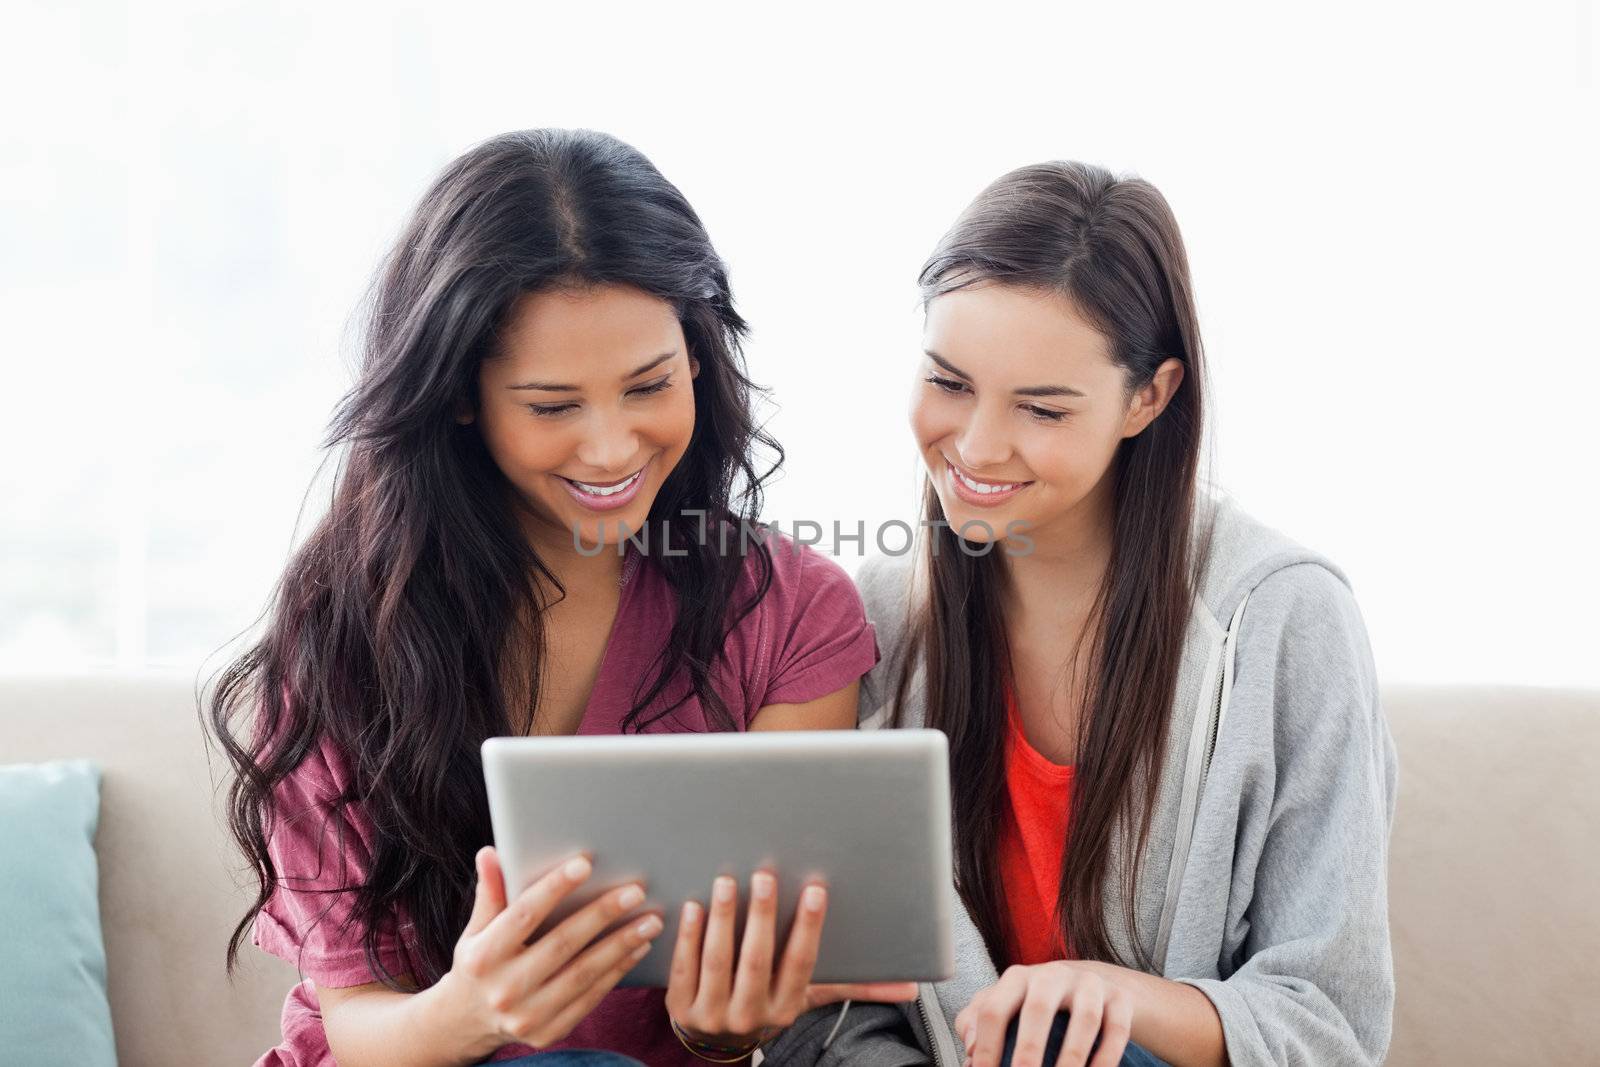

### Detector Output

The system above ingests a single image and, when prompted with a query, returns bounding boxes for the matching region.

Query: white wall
[3,0,1596,686]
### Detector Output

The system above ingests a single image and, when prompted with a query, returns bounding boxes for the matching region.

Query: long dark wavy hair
[893,161,1211,970]
[203,128,783,991]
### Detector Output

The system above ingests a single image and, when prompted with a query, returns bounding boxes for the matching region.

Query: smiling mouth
[559,467,646,496]
[948,459,1032,495]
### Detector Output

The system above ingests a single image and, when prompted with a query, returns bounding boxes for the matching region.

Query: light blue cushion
[0,759,117,1065]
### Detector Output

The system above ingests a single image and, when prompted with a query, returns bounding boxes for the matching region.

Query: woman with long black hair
[205,128,907,1067]
[760,162,1398,1067]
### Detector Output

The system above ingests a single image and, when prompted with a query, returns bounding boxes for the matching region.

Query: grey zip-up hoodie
[759,494,1399,1066]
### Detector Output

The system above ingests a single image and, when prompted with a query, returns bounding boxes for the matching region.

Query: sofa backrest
[4,672,296,1066]
[1383,683,1598,1065]
[3,674,1597,1065]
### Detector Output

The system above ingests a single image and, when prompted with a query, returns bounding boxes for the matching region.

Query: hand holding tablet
[480,729,955,998]
[663,868,919,1051]
[435,845,666,1058]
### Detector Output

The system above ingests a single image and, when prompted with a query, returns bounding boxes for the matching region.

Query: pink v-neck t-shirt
[249,529,881,1067]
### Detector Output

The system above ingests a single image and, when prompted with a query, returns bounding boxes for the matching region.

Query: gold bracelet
[669,1016,763,1063]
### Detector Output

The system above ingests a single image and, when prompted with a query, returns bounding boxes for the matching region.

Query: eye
[1023,405,1069,423]
[628,375,674,398]
[525,403,576,418]
[924,374,968,395]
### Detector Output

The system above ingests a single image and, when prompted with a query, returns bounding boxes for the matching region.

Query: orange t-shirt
[996,677,1077,965]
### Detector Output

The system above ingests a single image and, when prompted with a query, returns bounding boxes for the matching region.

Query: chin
[934,503,998,539]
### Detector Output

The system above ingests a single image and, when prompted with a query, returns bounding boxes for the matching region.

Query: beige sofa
[4,674,1597,1065]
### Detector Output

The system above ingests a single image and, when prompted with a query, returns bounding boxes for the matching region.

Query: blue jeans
[491,1055,644,1066]
[1001,1011,1170,1066]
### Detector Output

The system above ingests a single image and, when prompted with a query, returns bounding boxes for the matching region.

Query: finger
[480,853,593,962]
[969,969,1028,1067]
[1054,979,1104,1067]
[805,981,919,1009]
[726,870,778,1031]
[1084,988,1132,1067]
[463,846,507,937]
[518,880,649,989]
[525,921,660,1048]
[664,899,704,1019]
[693,875,739,1018]
[770,882,827,1007]
[1011,975,1070,1067]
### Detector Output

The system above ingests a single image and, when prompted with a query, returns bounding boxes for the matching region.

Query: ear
[1120,357,1185,439]
[688,354,700,379]
[453,396,476,425]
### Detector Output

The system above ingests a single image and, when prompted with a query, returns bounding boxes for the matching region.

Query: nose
[953,404,1012,471]
[574,410,642,475]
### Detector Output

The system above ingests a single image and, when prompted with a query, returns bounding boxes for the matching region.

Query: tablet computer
[481,728,954,987]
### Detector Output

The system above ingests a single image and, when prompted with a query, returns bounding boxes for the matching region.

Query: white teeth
[569,469,642,496]
[951,464,1023,494]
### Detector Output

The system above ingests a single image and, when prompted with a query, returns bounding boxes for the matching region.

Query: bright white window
[4,2,1595,686]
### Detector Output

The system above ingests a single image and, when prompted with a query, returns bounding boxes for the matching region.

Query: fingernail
[803,885,825,911]
[682,900,702,924]
[618,884,645,909]
[636,914,664,938]
[564,856,592,880]
[752,872,776,900]
[714,877,735,903]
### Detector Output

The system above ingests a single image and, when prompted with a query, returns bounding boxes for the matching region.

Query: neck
[520,511,628,595]
[998,470,1117,625]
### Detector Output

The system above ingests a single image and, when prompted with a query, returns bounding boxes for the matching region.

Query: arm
[315,850,664,1067]
[318,672,858,1067]
[1173,564,1399,1067]
[1070,962,1226,1067]
[956,962,1221,1067]
[959,566,1395,1067]
[319,974,497,1067]
[749,678,860,732]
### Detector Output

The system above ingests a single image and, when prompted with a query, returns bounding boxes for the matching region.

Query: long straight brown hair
[895,161,1211,970]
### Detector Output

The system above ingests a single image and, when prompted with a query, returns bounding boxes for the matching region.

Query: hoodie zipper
[1153,592,1251,973]
[1198,648,1225,790]
[916,990,942,1064]
[1200,592,1251,795]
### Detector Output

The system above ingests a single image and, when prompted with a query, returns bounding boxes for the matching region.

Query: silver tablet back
[481,728,955,986]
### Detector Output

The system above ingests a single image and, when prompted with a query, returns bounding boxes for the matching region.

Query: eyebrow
[924,350,1086,399]
[508,351,678,391]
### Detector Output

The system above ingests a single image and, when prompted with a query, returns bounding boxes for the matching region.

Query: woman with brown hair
[204,128,910,1067]
[760,162,1398,1067]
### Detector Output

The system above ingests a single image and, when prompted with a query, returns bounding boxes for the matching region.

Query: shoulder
[852,550,923,725]
[855,549,918,643]
[1194,492,1356,627]
[1220,557,1384,768]
[267,730,362,830]
[1190,495,1383,730]
[732,525,868,621]
[725,527,880,711]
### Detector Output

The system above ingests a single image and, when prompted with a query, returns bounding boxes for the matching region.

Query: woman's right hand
[437,845,664,1056]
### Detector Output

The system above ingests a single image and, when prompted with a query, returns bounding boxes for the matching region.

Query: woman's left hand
[955,961,1134,1067]
[664,869,918,1052]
